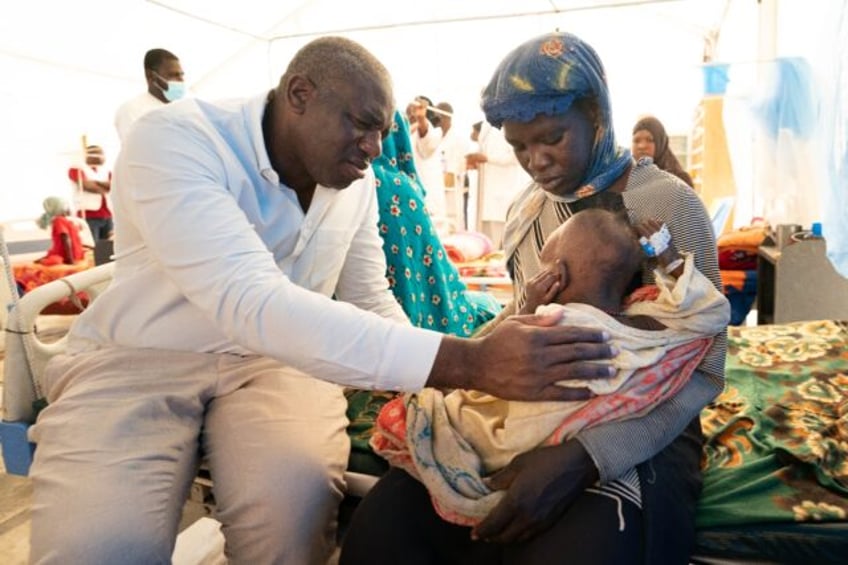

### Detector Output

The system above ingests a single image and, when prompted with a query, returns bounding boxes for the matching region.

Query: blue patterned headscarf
[481,32,632,260]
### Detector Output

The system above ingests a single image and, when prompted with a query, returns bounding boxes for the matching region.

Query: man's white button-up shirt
[70,93,442,392]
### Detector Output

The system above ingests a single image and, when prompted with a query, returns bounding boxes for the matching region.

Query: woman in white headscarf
[36,197,85,266]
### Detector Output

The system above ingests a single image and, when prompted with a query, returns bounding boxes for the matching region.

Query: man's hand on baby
[468,309,617,402]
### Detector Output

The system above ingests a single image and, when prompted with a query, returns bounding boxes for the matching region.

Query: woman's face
[502,106,595,197]
[631,129,655,160]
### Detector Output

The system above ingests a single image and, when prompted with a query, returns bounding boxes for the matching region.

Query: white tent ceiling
[0,0,769,221]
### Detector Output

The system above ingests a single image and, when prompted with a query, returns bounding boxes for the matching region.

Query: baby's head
[540,208,643,305]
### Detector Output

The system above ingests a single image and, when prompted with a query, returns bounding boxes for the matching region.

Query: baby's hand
[520,267,561,315]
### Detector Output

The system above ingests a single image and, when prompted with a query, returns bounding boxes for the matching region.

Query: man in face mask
[114,48,186,143]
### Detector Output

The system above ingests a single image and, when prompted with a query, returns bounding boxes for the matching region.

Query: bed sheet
[698,319,848,528]
[694,320,848,561]
[12,253,94,314]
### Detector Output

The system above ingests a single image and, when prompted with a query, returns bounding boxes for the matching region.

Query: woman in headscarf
[342,31,724,565]
[632,115,695,187]
[36,196,85,266]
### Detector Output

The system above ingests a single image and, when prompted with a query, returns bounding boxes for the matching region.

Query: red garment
[44,215,85,264]
[68,167,112,219]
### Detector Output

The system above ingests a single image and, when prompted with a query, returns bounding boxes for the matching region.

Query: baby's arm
[630,220,729,334]
[634,219,684,277]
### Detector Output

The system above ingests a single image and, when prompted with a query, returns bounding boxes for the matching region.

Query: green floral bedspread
[697,320,848,528]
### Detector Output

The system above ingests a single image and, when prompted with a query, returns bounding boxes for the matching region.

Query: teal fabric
[345,112,502,476]
[373,110,500,337]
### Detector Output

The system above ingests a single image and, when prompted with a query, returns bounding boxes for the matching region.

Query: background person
[35,196,86,266]
[373,109,500,336]
[435,101,467,230]
[68,144,113,240]
[114,48,185,142]
[465,120,532,248]
[408,95,448,224]
[631,114,694,187]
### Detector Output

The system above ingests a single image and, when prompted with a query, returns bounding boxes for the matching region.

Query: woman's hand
[471,440,599,543]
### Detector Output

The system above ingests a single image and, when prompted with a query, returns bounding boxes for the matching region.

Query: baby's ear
[556,260,569,291]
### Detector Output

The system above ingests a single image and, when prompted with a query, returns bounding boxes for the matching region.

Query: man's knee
[31,511,175,564]
[216,445,346,529]
[252,450,344,514]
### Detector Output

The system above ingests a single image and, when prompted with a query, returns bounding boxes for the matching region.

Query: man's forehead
[337,76,394,123]
[157,58,183,73]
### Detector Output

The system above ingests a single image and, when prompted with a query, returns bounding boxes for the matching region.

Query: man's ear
[286,75,316,115]
[144,69,158,87]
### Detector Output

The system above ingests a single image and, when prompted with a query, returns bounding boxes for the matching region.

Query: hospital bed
[1,263,114,475]
[4,265,848,563]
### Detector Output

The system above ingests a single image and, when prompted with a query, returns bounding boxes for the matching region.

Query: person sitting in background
[68,144,113,240]
[114,48,185,143]
[632,115,694,187]
[367,209,729,527]
[36,197,85,266]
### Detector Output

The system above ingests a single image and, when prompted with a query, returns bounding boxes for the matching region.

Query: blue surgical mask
[154,71,186,102]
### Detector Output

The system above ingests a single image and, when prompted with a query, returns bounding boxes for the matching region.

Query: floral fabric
[698,320,848,527]
[373,110,500,337]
